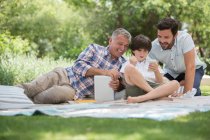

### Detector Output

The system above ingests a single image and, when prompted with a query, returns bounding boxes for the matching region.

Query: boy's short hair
[130,34,151,53]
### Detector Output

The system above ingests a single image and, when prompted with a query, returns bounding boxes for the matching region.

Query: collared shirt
[149,31,206,78]
[66,44,126,99]
[120,57,164,83]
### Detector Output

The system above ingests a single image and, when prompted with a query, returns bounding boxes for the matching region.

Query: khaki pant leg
[125,81,160,98]
[33,85,75,104]
[22,67,69,98]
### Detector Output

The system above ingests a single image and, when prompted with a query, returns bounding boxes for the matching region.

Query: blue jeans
[164,67,204,96]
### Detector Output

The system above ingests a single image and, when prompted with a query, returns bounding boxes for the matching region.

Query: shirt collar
[138,58,147,64]
[105,46,110,56]
[106,46,121,62]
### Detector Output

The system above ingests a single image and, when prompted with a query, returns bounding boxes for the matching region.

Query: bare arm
[154,69,164,83]
[149,62,163,83]
[129,55,138,66]
[183,48,195,93]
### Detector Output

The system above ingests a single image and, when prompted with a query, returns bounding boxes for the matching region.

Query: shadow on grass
[0,111,210,140]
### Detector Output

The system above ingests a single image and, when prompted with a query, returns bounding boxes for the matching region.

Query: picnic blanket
[1,85,210,121]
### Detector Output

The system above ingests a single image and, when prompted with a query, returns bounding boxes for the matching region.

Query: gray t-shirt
[149,31,206,78]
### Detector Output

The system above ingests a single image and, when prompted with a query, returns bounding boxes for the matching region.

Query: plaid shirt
[66,44,126,99]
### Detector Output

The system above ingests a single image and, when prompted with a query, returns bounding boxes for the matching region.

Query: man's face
[157,29,176,50]
[109,35,129,59]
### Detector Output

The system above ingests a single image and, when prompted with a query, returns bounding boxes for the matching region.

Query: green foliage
[0,0,209,73]
[180,0,210,50]
[0,31,33,55]
[204,58,210,75]
[0,0,92,59]
[0,53,72,85]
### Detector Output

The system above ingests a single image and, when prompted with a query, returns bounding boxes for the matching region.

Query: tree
[0,0,92,59]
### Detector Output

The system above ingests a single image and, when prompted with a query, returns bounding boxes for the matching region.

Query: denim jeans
[164,66,204,96]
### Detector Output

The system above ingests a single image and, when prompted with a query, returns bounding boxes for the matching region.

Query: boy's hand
[148,61,159,72]
[129,55,138,65]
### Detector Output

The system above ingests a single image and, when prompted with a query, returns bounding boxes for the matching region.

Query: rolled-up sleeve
[182,34,195,54]
[72,44,95,77]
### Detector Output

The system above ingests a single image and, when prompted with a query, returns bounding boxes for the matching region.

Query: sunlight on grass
[174,115,191,123]
[200,86,210,96]
[123,133,143,139]
[40,132,86,140]
[1,114,210,140]
[39,132,125,140]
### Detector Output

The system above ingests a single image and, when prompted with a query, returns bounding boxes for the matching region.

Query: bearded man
[149,17,206,96]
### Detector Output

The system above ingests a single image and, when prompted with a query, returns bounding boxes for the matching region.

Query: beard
[159,39,175,50]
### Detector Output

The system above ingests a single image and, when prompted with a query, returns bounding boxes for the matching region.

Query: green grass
[200,86,210,96]
[1,111,210,140]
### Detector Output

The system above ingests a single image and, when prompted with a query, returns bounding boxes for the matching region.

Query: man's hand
[179,80,185,86]
[171,92,183,97]
[109,79,120,91]
[105,69,120,80]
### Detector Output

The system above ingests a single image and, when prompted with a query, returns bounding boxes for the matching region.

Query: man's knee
[33,85,75,104]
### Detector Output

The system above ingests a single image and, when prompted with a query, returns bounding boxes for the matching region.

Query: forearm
[184,68,195,93]
[85,67,108,77]
[154,70,163,83]
[183,48,196,93]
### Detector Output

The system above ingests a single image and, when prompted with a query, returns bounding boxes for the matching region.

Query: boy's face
[133,48,148,62]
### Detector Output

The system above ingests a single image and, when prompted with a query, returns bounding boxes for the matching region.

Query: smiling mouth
[160,43,169,48]
[160,42,168,46]
[117,49,124,54]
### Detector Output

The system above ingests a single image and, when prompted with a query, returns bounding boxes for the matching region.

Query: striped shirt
[66,44,126,99]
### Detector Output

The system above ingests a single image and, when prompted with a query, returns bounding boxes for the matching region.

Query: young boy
[120,34,179,103]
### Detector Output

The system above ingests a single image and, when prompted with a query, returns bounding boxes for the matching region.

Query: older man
[20,28,132,103]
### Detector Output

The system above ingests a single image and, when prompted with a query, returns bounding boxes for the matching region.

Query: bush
[0,54,73,85]
[204,58,210,75]
[0,0,92,60]
[0,31,34,56]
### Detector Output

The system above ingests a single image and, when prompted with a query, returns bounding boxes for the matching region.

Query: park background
[0,0,210,85]
[0,0,210,140]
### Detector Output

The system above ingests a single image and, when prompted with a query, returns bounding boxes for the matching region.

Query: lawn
[0,86,210,140]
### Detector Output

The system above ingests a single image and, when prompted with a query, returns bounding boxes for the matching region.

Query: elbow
[190,64,195,72]
[185,65,195,77]
[186,63,195,72]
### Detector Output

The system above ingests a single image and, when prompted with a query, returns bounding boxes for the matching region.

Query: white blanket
[1,85,210,121]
